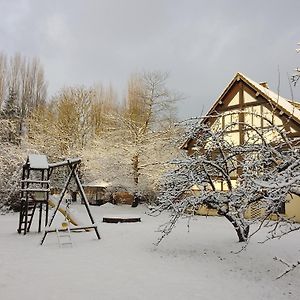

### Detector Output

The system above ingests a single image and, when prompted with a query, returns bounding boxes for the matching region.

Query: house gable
[183,72,300,151]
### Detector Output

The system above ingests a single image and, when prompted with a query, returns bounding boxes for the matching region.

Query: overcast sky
[1,0,299,119]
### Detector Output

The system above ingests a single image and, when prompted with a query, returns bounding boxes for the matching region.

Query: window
[262,128,281,143]
[244,129,261,144]
[223,110,239,131]
[224,132,240,146]
[262,106,283,127]
[244,105,262,127]
[211,116,222,132]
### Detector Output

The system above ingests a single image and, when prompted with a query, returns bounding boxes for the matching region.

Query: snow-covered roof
[181,72,300,150]
[83,179,112,188]
[206,72,300,123]
[237,72,300,124]
[289,100,300,110]
[28,154,48,169]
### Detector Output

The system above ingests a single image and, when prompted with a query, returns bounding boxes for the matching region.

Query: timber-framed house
[183,72,300,221]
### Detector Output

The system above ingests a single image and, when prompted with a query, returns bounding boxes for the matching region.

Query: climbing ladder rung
[21,188,50,192]
[20,199,36,206]
[22,217,32,221]
[21,180,50,184]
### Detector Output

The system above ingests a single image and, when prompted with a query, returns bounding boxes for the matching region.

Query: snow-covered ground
[0,203,299,300]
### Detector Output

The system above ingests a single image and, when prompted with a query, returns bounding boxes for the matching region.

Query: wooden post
[73,167,101,240]
[46,164,76,228]
[24,166,30,234]
[38,202,42,233]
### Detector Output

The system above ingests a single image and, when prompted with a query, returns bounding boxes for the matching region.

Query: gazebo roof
[83,179,111,188]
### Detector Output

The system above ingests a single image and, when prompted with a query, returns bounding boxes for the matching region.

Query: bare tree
[27,84,119,161]
[27,86,94,160]
[0,53,47,112]
[120,71,179,188]
[82,71,180,199]
[26,103,58,157]
[90,84,119,135]
[0,53,47,142]
[0,52,6,109]
[82,117,179,195]
[152,112,300,244]
[19,56,47,116]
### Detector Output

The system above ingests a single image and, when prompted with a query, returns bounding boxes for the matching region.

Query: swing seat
[61,221,69,229]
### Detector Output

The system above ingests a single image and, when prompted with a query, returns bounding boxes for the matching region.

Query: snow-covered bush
[0,142,26,212]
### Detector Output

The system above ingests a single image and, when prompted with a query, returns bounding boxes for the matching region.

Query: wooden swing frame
[40,158,100,245]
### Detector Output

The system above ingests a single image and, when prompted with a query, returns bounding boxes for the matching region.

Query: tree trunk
[132,154,139,185]
[224,214,249,242]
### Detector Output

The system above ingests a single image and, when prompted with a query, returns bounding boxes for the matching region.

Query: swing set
[17,154,100,245]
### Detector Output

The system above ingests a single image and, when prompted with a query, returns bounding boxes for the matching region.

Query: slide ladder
[18,179,50,234]
[56,226,73,247]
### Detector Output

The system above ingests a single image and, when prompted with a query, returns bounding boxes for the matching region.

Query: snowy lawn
[0,203,299,300]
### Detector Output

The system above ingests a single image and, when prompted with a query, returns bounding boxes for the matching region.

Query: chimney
[259,81,269,89]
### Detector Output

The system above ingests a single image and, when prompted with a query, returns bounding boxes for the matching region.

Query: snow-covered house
[182,72,300,221]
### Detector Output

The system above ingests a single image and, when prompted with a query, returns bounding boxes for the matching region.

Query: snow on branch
[274,257,300,279]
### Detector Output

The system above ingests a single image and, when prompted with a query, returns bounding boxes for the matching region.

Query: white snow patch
[101,202,116,208]
[28,154,48,169]
[0,204,299,300]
